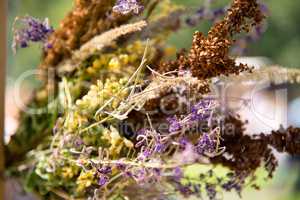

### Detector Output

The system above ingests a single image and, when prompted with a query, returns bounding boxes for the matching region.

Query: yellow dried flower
[76,170,96,193]
[108,57,121,70]
[92,59,102,69]
[61,166,78,179]
[86,66,97,75]
[119,54,129,65]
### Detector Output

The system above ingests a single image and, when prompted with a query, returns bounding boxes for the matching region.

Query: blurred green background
[6,0,300,199]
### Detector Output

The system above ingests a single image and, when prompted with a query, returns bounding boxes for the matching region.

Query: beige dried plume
[57,20,147,74]
[222,66,300,85]
[75,20,147,61]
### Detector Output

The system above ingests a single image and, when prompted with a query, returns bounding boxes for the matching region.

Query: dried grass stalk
[222,66,300,84]
[57,20,147,74]
[76,20,147,61]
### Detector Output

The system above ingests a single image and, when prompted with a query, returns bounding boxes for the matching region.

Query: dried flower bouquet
[6,0,300,199]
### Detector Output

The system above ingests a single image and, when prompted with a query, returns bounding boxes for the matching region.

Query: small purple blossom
[137,128,146,136]
[205,184,217,200]
[153,168,161,176]
[74,138,84,147]
[12,16,53,52]
[222,180,238,191]
[149,168,162,183]
[195,133,216,155]
[172,167,183,181]
[167,116,181,132]
[222,173,244,195]
[177,185,193,197]
[179,137,189,149]
[137,148,152,161]
[124,171,133,178]
[116,162,126,171]
[113,0,144,15]
[98,175,109,187]
[134,169,146,183]
[143,149,151,157]
[259,2,269,14]
[154,142,165,153]
[190,100,211,121]
[98,166,112,175]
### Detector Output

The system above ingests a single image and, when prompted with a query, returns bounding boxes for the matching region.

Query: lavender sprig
[195,133,216,156]
[167,99,217,134]
[167,116,181,132]
[12,16,54,53]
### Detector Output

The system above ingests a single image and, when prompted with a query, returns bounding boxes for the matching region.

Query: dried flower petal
[195,133,216,155]
[167,116,181,132]
[98,166,112,175]
[98,176,109,187]
[172,167,183,181]
[113,0,144,15]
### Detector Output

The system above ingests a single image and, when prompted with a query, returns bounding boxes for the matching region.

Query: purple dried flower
[190,100,211,121]
[74,138,84,147]
[116,162,126,171]
[113,0,144,15]
[205,184,217,200]
[222,180,235,191]
[12,16,53,52]
[137,148,152,161]
[98,175,109,187]
[46,43,53,49]
[172,167,183,181]
[154,142,165,153]
[134,169,146,183]
[195,133,216,155]
[178,185,193,197]
[137,128,146,136]
[98,166,112,175]
[179,137,189,149]
[143,149,151,157]
[125,171,133,178]
[222,173,243,195]
[167,116,181,132]
[259,2,269,14]
[153,168,161,176]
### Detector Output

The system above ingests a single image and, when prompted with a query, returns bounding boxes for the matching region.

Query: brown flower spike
[41,0,140,68]
[160,0,264,79]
